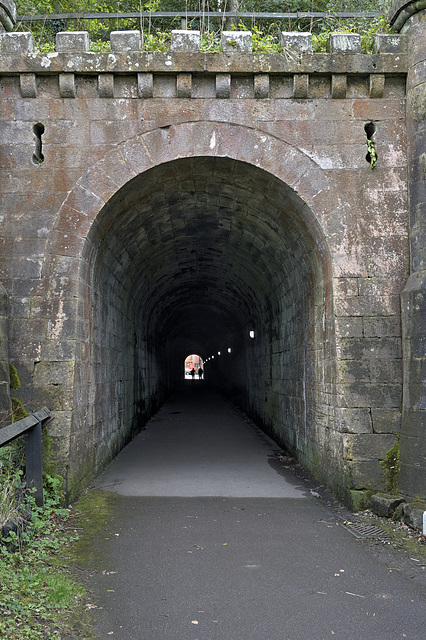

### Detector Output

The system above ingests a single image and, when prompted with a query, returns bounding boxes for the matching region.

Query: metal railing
[16,10,382,23]
[0,408,53,507]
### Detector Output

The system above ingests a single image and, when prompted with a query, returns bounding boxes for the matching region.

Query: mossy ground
[54,490,118,639]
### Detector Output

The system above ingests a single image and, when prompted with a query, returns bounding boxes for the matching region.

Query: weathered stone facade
[0,1,424,502]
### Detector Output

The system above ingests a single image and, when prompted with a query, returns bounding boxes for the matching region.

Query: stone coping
[0,50,407,76]
[0,29,407,76]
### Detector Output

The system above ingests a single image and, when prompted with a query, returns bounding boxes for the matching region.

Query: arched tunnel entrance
[68,151,335,496]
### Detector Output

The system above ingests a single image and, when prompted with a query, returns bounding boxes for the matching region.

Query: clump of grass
[0,462,84,639]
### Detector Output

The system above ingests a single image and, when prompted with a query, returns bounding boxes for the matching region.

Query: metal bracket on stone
[20,72,37,98]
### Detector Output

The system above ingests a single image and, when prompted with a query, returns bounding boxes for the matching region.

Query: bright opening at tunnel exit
[184,354,204,380]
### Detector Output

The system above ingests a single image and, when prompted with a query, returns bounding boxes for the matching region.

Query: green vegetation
[0,459,84,639]
[15,0,395,53]
[379,433,401,495]
[0,366,87,639]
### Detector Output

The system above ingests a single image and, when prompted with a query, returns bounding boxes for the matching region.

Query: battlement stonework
[0,1,424,505]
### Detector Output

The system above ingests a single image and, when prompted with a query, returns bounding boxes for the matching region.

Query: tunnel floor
[82,387,426,640]
[93,383,304,498]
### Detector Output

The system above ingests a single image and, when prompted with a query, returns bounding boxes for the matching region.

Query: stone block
[363,316,401,338]
[176,73,192,98]
[222,31,252,53]
[216,73,231,98]
[280,32,312,53]
[0,32,34,53]
[98,74,114,98]
[347,489,371,511]
[343,433,398,461]
[327,33,361,53]
[337,337,402,361]
[56,31,89,52]
[59,73,76,98]
[20,73,37,98]
[345,460,386,490]
[110,30,141,51]
[336,407,372,434]
[403,503,426,532]
[293,74,309,99]
[371,493,405,518]
[335,317,363,338]
[254,74,269,99]
[340,382,402,408]
[373,34,407,54]
[331,74,347,99]
[400,463,426,500]
[369,74,385,99]
[137,73,153,98]
[371,408,402,434]
[171,30,200,52]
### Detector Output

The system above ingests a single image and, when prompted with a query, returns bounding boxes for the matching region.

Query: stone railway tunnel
[0,0,425,504]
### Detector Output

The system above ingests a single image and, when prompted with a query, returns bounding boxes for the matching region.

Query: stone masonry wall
[0,27,412,501]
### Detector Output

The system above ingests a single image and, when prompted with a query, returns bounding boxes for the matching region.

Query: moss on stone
[347,489,371,512]
[9,363,21,391]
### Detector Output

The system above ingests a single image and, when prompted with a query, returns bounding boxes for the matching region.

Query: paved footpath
[87,384,425,640]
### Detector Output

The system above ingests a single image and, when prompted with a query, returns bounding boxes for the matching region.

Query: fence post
[25,421,43,507]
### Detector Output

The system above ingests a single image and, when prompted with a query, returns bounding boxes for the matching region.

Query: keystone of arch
[44,121,343,278]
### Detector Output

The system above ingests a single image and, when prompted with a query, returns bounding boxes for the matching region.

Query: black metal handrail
[0,408,53,507]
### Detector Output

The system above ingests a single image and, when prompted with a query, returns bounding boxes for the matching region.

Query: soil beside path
[69,385,426,640]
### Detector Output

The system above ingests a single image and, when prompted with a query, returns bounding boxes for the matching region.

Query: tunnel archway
[42,122,340,496]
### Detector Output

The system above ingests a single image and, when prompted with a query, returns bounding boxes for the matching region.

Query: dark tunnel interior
[70,155,334,489]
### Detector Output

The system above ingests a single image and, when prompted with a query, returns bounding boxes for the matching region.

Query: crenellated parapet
[0,29,407,101]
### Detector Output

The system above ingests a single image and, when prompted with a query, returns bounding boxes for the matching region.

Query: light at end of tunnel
[228,347,231,353]
[218,351,221,356]
[249,330,255,339]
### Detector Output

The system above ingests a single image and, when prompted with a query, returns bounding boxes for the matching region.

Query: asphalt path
[88,384,425,640]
